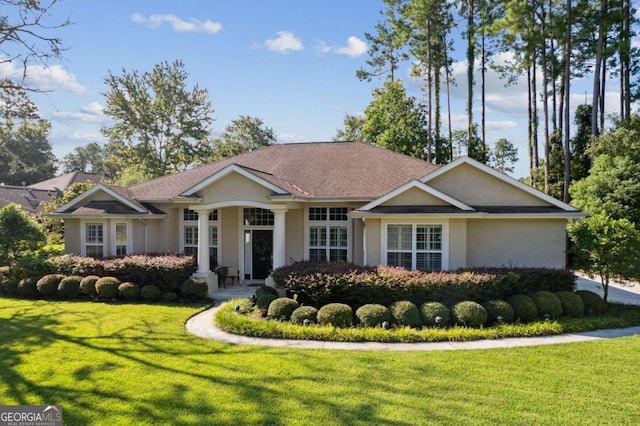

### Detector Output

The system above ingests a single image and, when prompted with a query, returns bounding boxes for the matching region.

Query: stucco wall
[64,218,81,254]
[199,173,273,204]
[466,219,567,268]
[285,208,304,263]
[428,163,550,206]
[364,217,381,266]
[384,187,449,206]
[352,217,364,265]
[131,220,146,253]
[220,206,239,268]
[448,219,467,269]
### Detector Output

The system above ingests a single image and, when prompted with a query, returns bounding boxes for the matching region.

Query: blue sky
[3,0,634,179]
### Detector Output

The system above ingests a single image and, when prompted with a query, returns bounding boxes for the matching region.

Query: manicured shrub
[530,291,563,319]
[95,276,120,300]
[79,275,100,298]
[555,291,585,317]
[162,292,178,303]
[36,274,65,297]
[355,304,391,327]
[507,295,538,323]
[577,290,606,316]
[3,278,19,295]
[118,282,140,300]
[389,301,421,327]
[180,278,208,301]
[267,297,300,320]
[255,285,279,298]
[290,306,319,325]
[58,275,83,299]
[420,301,451,327]
[140,285,162,301]
[256,294,278,311]
[482,300,514,324]
[17,277,38,297]
[317,303,353,328]
[452,301,488,328]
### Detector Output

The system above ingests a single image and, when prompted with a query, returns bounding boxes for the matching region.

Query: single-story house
[51,142,584,289]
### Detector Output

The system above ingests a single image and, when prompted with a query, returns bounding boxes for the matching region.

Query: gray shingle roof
[27,171,102,191]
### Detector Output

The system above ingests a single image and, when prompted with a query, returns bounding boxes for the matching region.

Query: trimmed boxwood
[530,291,563,319]
[256,294,278,311]
[95,276,120,300]
[255,285,279,298]
[555,291,585,317]
[355,304,391,327]
[317,303,353,328]
[389,301,421,327]
[118,282,140,300]
[58,275,83,299]
[140,285,162,301]
[267,297,300,320]
[162,292,178,303]
[36,274,65,297]
[482,300,514,324]
[79,275,100,298]
[577,290,606,316]
[290,306,319,325]
[507,294,538,323]
[420,302,451,327]
[180,278,208,301]
[17,277,38,297]
[452,301,488,328]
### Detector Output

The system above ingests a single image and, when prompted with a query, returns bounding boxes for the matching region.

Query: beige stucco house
[51,142,584,289]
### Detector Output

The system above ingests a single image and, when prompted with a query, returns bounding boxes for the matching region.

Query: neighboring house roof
[0,184,53,213]
[27,171,102,192]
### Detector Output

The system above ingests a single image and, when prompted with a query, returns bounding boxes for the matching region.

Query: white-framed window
[112,221,132,257]
[306,207,350,262]
[182,208,219,266]
[84,222,105,258]
[385,223,444,271]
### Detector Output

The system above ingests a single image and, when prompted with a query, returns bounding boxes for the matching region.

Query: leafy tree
[62,142,107,173]
[570,104,593,183]
[205,116,275,162]
[40,181,97,244]
[0,0,71,92]
[0,203,45,265]
[489,138,518,174]
[101,60,215,179]
[362,79,427,159]
[333,114,366,142]
[568,212,640,303]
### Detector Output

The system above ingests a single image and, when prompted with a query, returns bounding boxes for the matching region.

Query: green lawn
[1,298,639,425]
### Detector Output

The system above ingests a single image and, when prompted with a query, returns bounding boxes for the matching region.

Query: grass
[2,297,640,425]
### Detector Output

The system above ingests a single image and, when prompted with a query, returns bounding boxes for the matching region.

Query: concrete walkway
[185,276,640,351]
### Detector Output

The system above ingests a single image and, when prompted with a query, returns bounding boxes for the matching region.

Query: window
[115,223,128,256]
[307,207,349,262]
[386,224,443,271]
[183,208,218,266]
[243,208,273,226]
[85,223,104,258]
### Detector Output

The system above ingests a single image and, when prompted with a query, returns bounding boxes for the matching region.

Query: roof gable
[55,184,147,214]
[359,180,474,212]
[182,164,289,196]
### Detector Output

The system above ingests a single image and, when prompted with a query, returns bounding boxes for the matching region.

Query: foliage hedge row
[271,261,576,308]
[46,254,196,292]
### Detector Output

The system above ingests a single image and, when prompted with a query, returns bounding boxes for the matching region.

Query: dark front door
[252,230,273,279]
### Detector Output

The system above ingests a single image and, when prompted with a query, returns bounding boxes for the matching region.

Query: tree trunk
[541,3,550,194]
[592,0,607,137]
[426,18,433,162]
[563,0,571,203]
[467,0,475,154]
[445,36,453,162]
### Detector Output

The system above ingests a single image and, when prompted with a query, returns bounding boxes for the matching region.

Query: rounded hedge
[267,297,300,320]
[256,294,278,311]
[530,291,563,319]
[290,306,319,325]
[3,278,19,295]
[36,274,64,297]
[58,275,83,299]
[452,301,488,328]
[180,278,208,301]
[577,290,606,316]
[317,303,353,328]
[140,285,162,301]
[95,276,120,300]
[420,302,451,327]
[255,285,279,298]
[79,275,100,298]
[507,294,538,323]
[482,300,514,324]
[17,277,38,297]
[389,301,421,327]
[355,304,392,327]
[162,292,178,303]
[555,291,585,317]
[118,282,140,300]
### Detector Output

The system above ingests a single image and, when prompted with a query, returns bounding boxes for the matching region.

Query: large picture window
[386,224,443,271]
[183,209,219,266]
[307,207,349,262]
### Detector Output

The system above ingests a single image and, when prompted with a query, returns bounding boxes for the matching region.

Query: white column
[272,210,287,269]
[196,210,210,274]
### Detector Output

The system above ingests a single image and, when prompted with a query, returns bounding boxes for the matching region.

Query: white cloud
[276,132,307,143]
[52,102,108,125]
[334,36,367,58]
[0,62,88,94]
[131,13,222,34]
[262,31,304,53]
[314,40,333,55]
